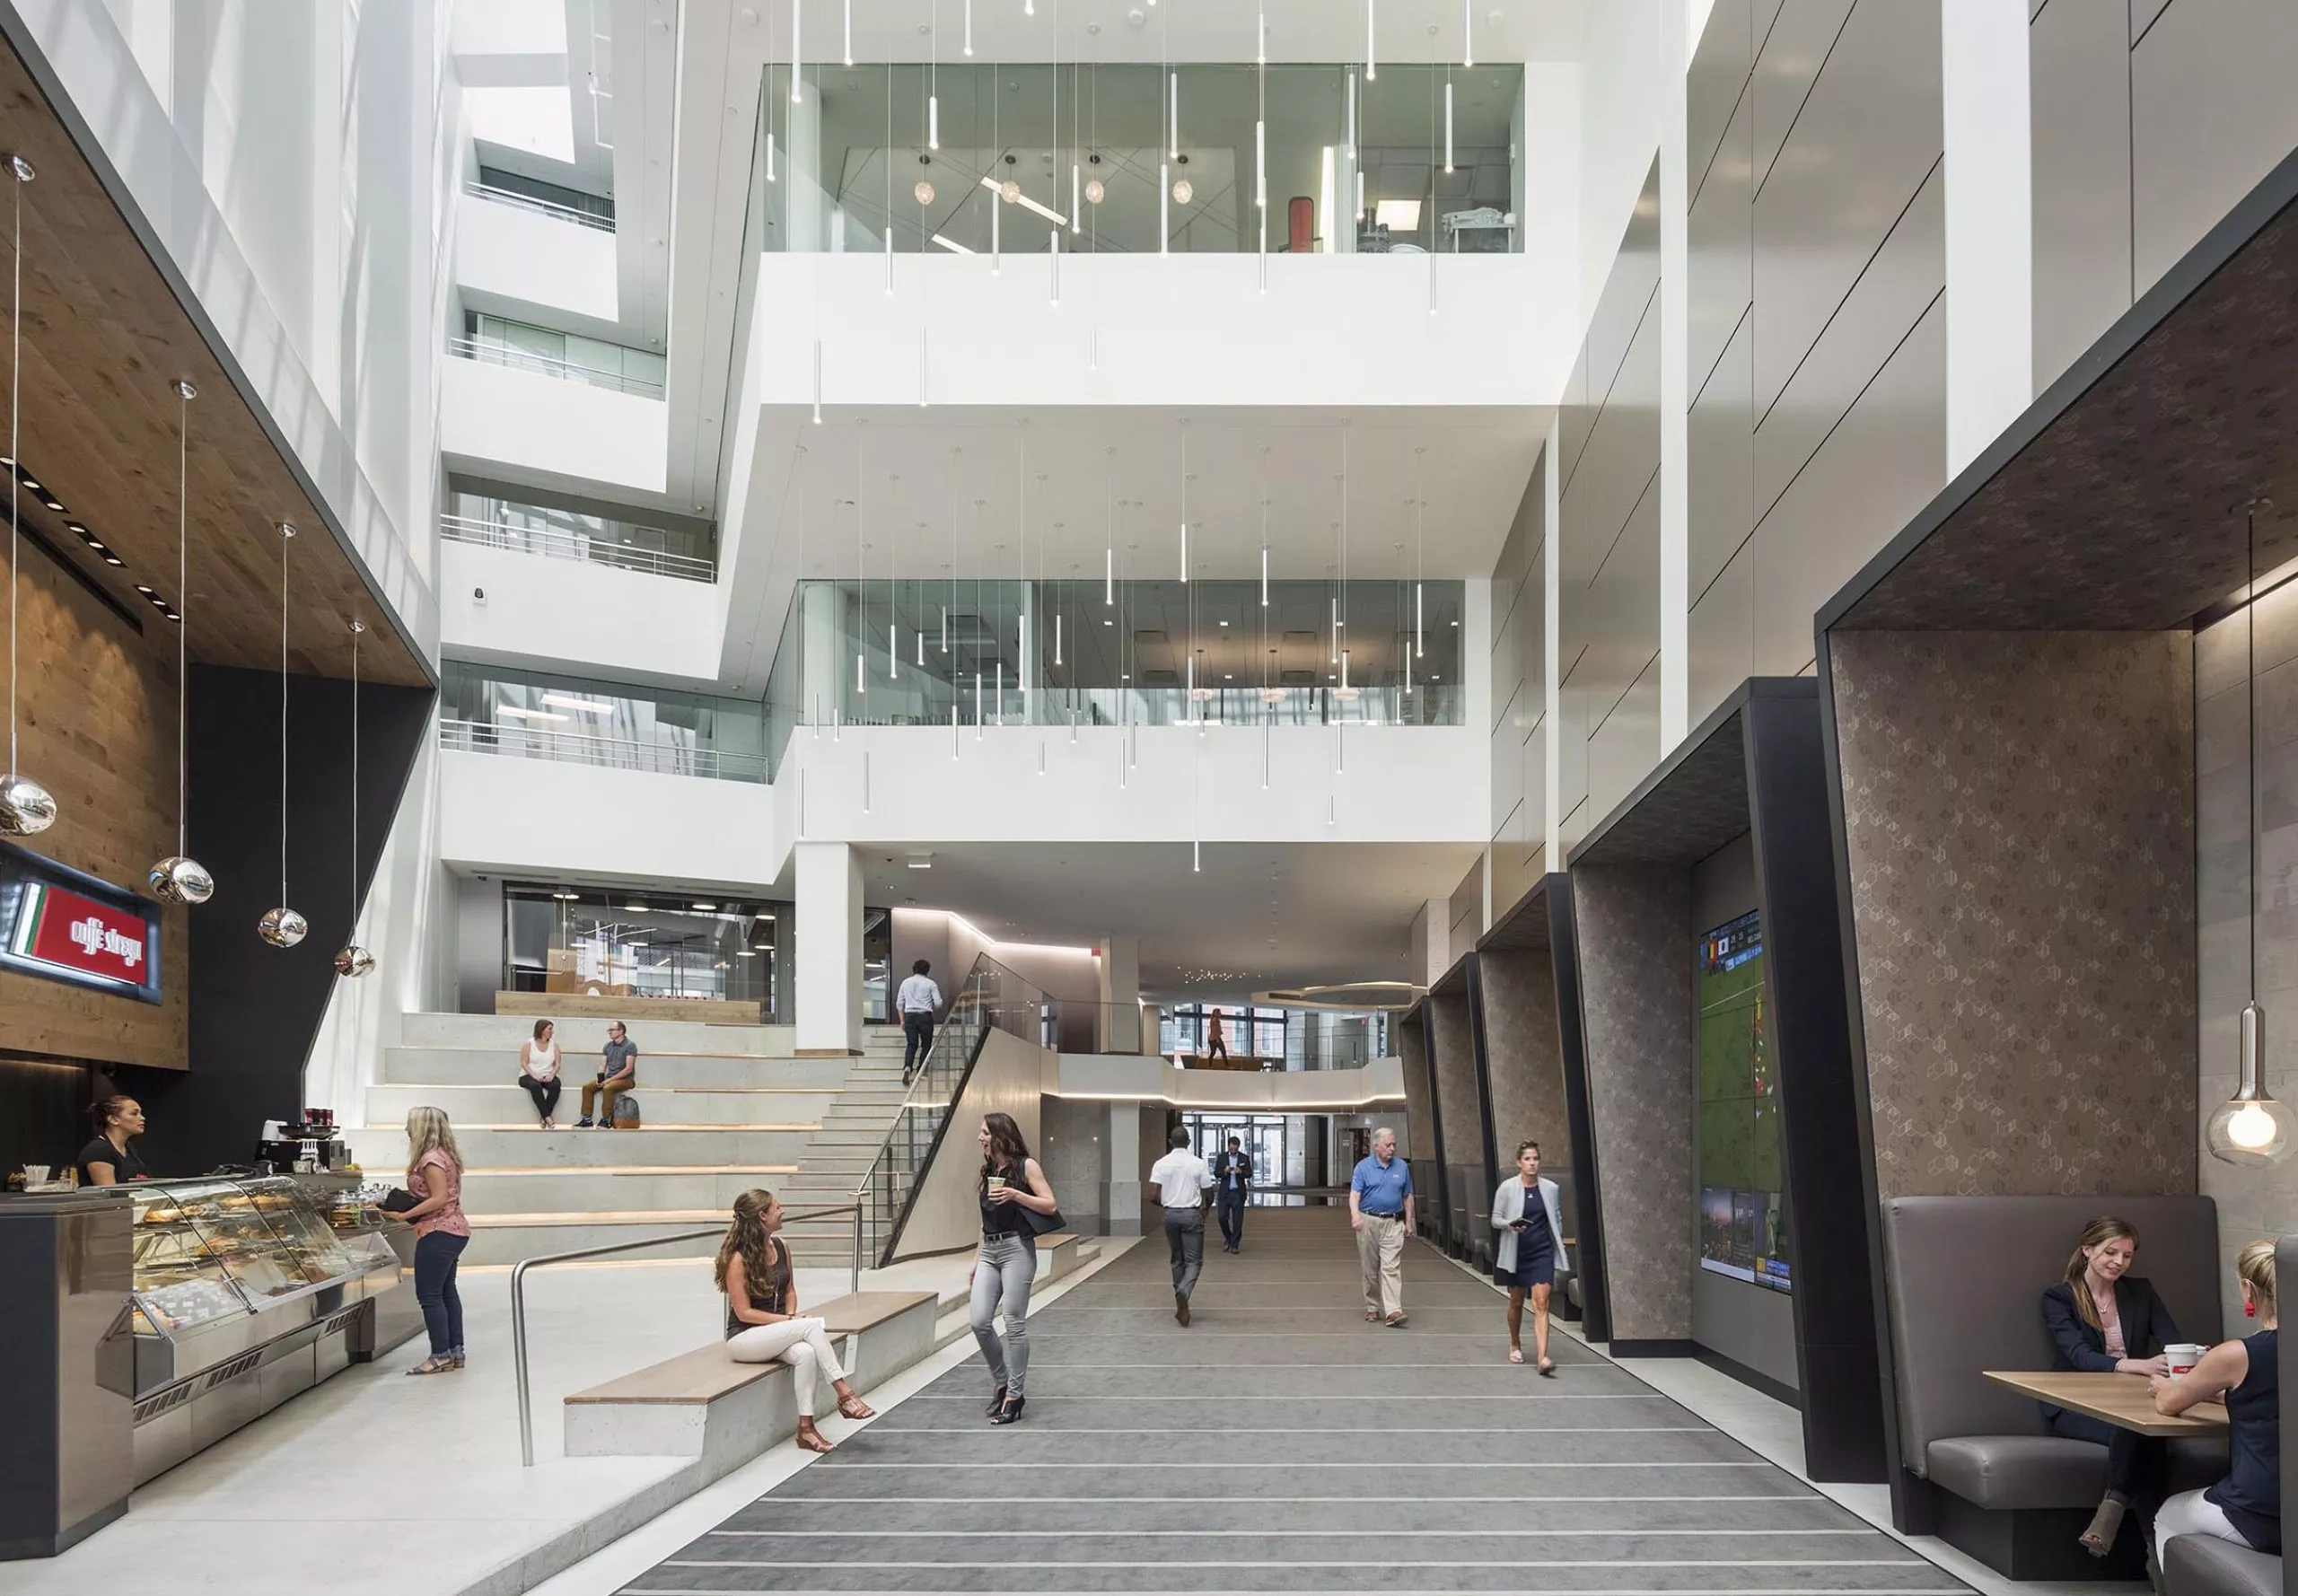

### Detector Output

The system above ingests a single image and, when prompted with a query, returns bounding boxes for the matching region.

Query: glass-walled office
[1161,1004,1390,1070]
[758,62,1524,257]
[765,577,1467,775]
[441,662,770,782]
[502,885,793,1016]
[443,477,718,581]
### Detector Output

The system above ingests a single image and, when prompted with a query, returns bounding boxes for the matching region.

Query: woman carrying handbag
[969,1111,1061,1427]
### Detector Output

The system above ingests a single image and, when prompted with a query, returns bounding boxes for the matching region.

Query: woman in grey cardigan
[1490,1140,1567,1373]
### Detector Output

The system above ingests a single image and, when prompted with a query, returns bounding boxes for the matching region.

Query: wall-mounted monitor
[0,840,162,1004]
[1696,908,1788,1292]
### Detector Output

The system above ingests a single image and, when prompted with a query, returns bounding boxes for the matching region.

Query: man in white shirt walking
[895,960,943,1084]
[1146,1127,1216,1325]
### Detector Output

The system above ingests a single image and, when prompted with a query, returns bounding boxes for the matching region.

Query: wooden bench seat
[564,1290,938,1466]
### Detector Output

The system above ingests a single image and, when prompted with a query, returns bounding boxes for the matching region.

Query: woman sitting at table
[2040,1215,2180,1557]
[2152,1238,2279,1565]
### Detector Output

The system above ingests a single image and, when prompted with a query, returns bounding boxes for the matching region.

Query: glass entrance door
[1183,1113,1288,1203]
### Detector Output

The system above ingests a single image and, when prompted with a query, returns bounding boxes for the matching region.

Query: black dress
[1493,1181,1556,1290]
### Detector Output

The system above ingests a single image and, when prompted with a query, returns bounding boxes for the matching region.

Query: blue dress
[1493,1182,1556,1290]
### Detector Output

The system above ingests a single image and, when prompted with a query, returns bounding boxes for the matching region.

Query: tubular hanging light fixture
[790,0,802,101]
[964,0,973,54]
[1444,73,1455,173]
[1464,0,1474,66]
[0,154,52,838]
[259,524,306,949]
[332,621,373,978]
[1366,0,1376,79]
[843,0,852,65]
[1179,422,1189,583]
[1415,445,1426,658]
[2209,500,2298,1166]
[148,381,212,906]
[811,339,823,424]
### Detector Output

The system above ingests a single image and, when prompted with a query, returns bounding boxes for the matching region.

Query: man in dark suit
[1213,1136,1253,1254]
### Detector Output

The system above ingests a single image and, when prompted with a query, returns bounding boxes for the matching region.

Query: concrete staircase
[344,1015,916,1267]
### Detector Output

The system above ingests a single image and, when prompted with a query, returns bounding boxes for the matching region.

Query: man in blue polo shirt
[1349,1127,1415,1327]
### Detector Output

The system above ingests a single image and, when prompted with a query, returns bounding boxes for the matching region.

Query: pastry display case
[127,1175,401,1486]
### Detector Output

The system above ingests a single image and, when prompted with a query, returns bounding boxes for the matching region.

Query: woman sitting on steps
[717,1188,873,1454]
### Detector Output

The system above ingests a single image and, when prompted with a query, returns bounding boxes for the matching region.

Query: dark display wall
[115,665,432,1174]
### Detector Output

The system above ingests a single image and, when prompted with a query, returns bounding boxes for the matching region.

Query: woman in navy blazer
[2039,1215,2181,1557]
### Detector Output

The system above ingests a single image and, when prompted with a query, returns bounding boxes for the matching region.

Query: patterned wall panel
[1399,1014,1438,1175]
[1830,630,2197,1198]
[1430,988,1484,1246]
[1575,864,1696,1342]
[1481,949,1569,1163]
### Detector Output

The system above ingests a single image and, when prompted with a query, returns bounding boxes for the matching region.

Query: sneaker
[574,1117,593,1128]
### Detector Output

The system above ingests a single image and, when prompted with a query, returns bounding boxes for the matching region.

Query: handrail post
[512,1258,535,1467]
[851,1205,862,1296]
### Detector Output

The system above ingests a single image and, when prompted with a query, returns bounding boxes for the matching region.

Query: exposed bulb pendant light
[2210,501,2298,1166]
[332,620,373,978]
[0,154,54,838]
[148,381,212,906]
[259,524,306,948]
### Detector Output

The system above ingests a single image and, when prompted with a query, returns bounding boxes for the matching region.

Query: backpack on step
[610,1092,642,1129]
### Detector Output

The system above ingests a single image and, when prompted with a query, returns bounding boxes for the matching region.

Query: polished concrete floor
[616,1209,1969,1593]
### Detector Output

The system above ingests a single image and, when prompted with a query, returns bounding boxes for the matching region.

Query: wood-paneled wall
[0,536,187,1071]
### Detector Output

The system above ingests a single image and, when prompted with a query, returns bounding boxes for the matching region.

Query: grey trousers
[1165,1206,1206,1299]
[969,1232,1036,1398]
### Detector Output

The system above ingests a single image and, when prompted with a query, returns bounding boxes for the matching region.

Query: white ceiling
[854,838,1481,999]
[718,402,1543,694]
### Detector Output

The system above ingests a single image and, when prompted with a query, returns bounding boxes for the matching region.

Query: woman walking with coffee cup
[2039,1215,2184,1556]
[2151,1239,2280,1565]
[969,1112,1059,1427]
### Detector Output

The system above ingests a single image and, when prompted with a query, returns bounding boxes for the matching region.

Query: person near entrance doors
[1204,1010,1228,1063]
[1214,1136,1253,1254]
[1148,1126,1216,1325]
[1350,1127,1414,1327]
[897,960,943,1084]
[576,1022,636,1127]
[1491,1139,1566,1374]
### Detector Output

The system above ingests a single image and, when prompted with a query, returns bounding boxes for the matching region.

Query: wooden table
[1984,1370,2229,1436]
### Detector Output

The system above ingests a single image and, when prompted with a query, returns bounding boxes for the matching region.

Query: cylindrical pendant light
[1170,72,1180,159]
[1049,230,1060,306]
[964,0,973,55]
[0,154,53,838]
[332,620,373,978]
[1160,162,1170,254]
[1256,119,1266,210]
[811,339,823,424]
[1346,71,1357,157]
[1464,0,1474,66]
[929,95,940,150]
[1444,77,1455,173]
[259,523,306,948]
[148,380,212,906]
[1365,0,1376,79]
[790,0,802,101]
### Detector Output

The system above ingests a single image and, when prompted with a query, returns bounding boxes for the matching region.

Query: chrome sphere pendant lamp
[2209,499,2296,1165]
[0,153,56,837]
[147,380,213,904]
[259,524,305,947]
[333,618,373,978]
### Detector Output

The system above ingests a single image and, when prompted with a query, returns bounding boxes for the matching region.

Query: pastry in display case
[125,1174,404,1487]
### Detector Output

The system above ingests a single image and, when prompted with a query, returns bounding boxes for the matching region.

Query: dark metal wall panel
[2030,0,2136,391]
[1743,688,1888,1483]
[1547,877,1610,1342]
[1751,0,1943,418]
[1754,161,1946,525]
[1574,863,1696,1343]
[2130,0,2298,294]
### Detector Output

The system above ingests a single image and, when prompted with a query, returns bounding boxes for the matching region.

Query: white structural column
[1656,0,1691,751]
[1941,0,2034,475]
[1098,934,1143,1053]
[1105,1102,1145,1234]
[794,840,864,1056]
[1542,414,1562,868]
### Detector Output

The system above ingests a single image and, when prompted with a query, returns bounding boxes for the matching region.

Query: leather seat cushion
[2162,1534,2280,1596]
[1926,1435,2107,1510]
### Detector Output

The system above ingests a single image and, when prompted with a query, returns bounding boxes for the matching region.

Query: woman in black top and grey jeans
[969,1112,1059,1426]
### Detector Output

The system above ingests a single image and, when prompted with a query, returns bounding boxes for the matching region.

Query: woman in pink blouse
[399,1106,472,1374]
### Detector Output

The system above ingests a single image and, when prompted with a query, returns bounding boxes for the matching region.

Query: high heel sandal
[794,1419,836,1454]
[838,1393,875,1421]
[2080,1496,2127,1557]
[985,1383,1008,1418]
[989,1395,1027,1425]
[405,1355,452,1376]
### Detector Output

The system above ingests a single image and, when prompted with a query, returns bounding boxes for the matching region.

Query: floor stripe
[660,1557,1935,1570]
[806,1460,1775,1469]
[739,1495,1830,1504]
[850,1425,1715,1434]
[898,1392,1663,1400]
[707,1528,1886,1539]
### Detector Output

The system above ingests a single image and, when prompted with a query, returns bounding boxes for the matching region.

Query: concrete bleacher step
[343,1123,820,1171]
[398,1012,794,1053]
[364,1083,838,1127]
[458,1165,799,1213]
[380,1048,856,1090]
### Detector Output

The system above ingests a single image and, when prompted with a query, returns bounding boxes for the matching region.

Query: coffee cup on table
[2164,1343,2206,1379]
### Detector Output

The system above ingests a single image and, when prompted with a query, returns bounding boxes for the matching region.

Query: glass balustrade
[765,576,1466,776]
[440,663,769,782]
[758,61,1524,258]
[443,484,717,582]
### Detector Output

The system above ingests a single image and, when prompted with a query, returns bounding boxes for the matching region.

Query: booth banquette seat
[2163,1532,2280,1596]
[1881,1196,2227,1580]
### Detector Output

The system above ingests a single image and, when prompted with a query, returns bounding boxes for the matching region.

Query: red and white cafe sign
[0,848,162,1001]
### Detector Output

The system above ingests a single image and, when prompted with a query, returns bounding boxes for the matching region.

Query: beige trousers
[1356,1213,1405,1317]
[725,1316,846,1417]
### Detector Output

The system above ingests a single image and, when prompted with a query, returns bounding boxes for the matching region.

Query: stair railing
[851,952,1054,1267]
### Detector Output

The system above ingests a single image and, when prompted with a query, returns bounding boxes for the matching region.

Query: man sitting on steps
[576,1022,638,1128]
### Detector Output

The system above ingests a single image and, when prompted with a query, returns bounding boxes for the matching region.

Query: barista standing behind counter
[77,1096,149,1185]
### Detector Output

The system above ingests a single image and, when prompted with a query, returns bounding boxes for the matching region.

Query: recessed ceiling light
[692,901,717,910]
[735,949,757,957]
[101,555,123,566]
[19,476,42,491]
[552,891,579,899]
[134,584,155,595]
[40,498,62,511]
[625,901,648,912]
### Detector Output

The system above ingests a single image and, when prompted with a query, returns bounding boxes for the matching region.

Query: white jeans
[725,1317,846,1418]
[2153,1488,2250,1571]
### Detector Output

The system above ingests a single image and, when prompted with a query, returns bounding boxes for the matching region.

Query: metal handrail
[447,337,665,399]
[438,718,770,783]
[512,1204,863,1467]
[440,513,717,583]
[465,180,616,232]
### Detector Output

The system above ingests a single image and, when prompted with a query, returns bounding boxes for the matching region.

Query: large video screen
[1697,909,1788,1292]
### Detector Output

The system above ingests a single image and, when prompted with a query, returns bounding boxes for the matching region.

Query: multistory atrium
[1,4,2295,1596]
